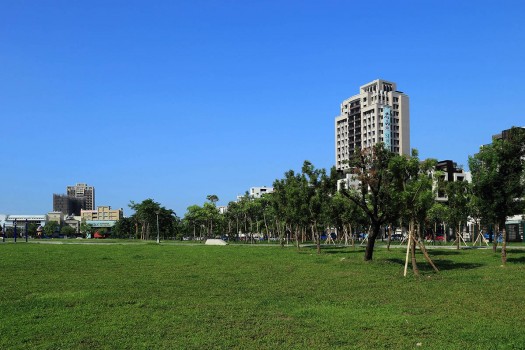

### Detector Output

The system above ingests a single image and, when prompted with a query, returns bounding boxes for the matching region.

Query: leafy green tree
[112,217,134,238]
[428,202,449,242]
[300,161,337,254]
[27,223,40,237]
[469,127,525,263]
[129,199,178,241]
[272,168,310,249]
[203,201,220,238]
[389,151,438,275]
[256,195,274,242]
[329,192,366,247]
[445,180,471,249]
[44,221,59,237]
[183,205,206,239]
[340,144,398,261]
[80,219,92,238]
[206,194,219,204]
[60,225,76,236]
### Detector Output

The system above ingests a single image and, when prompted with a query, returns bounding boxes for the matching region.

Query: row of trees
[174,127,524,267]
[110,127,524,270]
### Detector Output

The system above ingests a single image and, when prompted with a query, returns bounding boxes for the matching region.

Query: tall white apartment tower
[335,79,410,171]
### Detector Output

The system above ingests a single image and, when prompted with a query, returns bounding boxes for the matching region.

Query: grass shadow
[507,256,525,264]
[506,249,525,255]
[300,245,364,255]
[433,259,485,271]
[382,258,485,271]
[323,249,364,255]
[426,250,462,256]
[321,245,365,255]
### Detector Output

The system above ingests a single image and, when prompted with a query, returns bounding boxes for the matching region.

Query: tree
[44,221,59,237]
[80,219,92,238]
[183,205,206,239]
[129,199,178,241]
[112,217,134,238]
[340,144,398,261]
[445,180,471,249]
[300,161,333,254]
[60,225,76,237]
[203,201,220,238]
[205,195,220,237]
[469,127,525,264]
[389,151,439,275]
[428,202,449,242]
[329,191,366,247]
[272,169,310,249]
[206,194,219,204]
[27,222,40,237]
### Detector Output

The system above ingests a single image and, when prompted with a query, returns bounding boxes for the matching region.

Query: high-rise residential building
[335,79,410,171]
[66,183,95,210]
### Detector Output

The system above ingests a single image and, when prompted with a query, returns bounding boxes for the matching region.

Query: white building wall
[335,79,410,171]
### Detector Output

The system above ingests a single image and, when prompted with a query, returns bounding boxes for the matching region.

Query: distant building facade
[47,211,64,224]
[250,186,274,199]
[433,160,471,202]
[492,126,525,142]
[53,194,85,216]
[67,183,95,210]
[0,214,47,228]
[335,79,410,171]
[81,206,123,221]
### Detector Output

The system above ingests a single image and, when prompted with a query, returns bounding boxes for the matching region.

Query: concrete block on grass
[205,239,228,246]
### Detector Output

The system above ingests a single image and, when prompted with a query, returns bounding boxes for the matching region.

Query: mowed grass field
[1,242,525,349]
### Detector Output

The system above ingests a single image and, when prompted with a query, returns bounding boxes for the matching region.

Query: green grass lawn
[1,242,524,349]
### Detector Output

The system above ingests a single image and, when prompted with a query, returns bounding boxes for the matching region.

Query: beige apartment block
[81,206,123,221]
[335,79,410,171]
[47,211,64,224]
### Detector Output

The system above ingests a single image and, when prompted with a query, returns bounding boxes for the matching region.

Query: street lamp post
[156,210,160,244]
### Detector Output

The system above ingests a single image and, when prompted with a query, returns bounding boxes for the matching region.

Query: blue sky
[1,0,524,217]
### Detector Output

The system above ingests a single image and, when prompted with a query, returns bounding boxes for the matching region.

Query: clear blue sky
[1,0,524,217]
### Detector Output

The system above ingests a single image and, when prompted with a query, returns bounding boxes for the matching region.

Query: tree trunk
[364,222,381,261]
[433,222,437,246]
[295,225,300,250]
[236,217,239,241]
[416,224,439,273]
[501,224,507,265]
[387,224,392,251]
[455,224,460,250]
[493,223,499,253]
[313,224,320,255]
[410,222,419,276]
[263,213,270,243]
